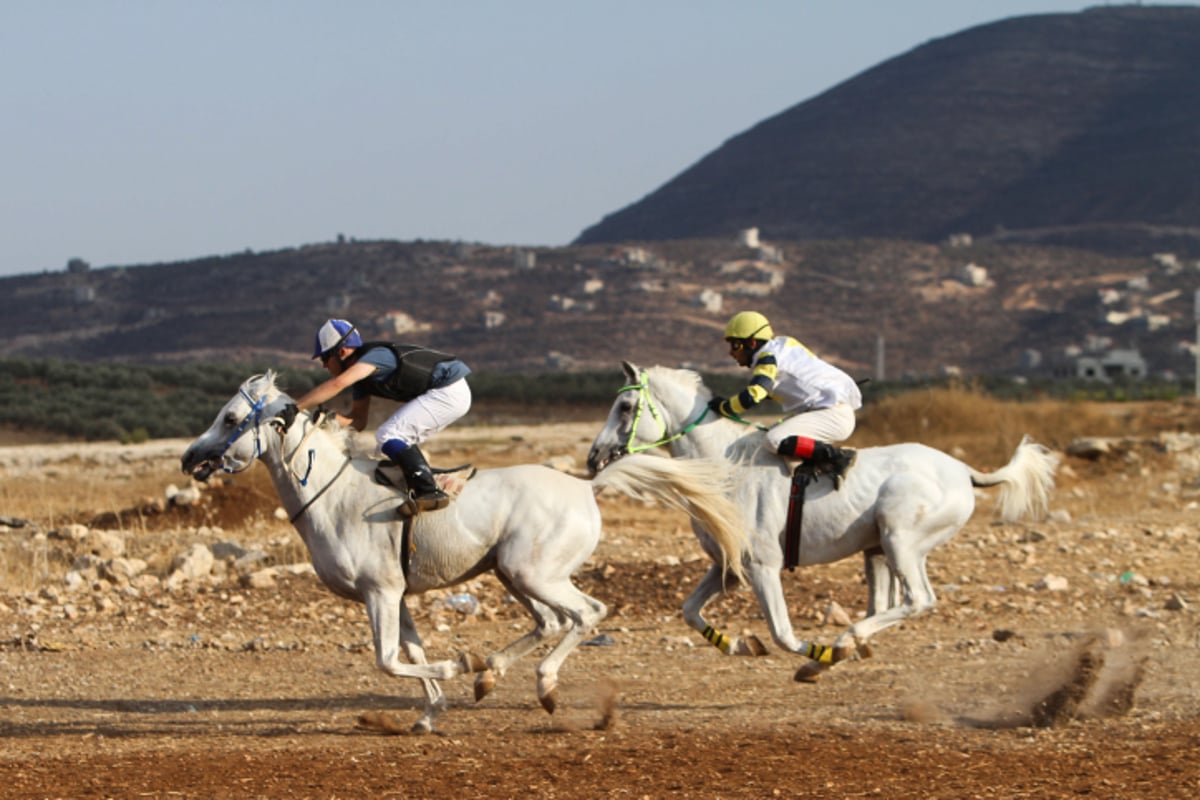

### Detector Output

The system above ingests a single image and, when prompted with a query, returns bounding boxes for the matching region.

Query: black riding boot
[777,436,857,490]
[392,446,450,513]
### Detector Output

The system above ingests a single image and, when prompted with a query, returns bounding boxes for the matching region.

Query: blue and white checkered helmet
[312,319,363,359]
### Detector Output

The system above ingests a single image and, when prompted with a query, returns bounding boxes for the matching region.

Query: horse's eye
[617,400,633,415]
[223,412,238,427]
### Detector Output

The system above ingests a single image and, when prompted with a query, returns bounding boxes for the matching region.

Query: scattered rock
[242,568,278,590]
[1066,437,1114,459]
[166,543,215,588]
[1164,593,1188,611]
[170,486,203,507]
[82,529,126,559]
[1036,575,1069,592]
[102,557,147,583]
[823,600,853,627]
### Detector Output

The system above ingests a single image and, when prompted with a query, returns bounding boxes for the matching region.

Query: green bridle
[618,370,712,455]
[617,369,771,457]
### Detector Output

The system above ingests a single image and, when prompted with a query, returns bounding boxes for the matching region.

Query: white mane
[646,364,709,398]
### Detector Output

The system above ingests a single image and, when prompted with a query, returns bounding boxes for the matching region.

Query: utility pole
[875,333,885,383]
[1195,289,1200,398]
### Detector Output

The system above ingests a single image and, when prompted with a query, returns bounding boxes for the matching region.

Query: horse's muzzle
[181,449,217,482]
[586,445,626,476]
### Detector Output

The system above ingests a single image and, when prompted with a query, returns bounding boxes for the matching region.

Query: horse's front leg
[364,589,466,734]
[741,564,843,682]
[397,599,448,718]
[682,565,765,656]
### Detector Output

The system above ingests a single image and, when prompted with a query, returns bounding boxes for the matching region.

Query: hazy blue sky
[1,2,1189,277]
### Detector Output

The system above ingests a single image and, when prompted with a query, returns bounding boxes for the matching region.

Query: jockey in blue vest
[285,318,472,513]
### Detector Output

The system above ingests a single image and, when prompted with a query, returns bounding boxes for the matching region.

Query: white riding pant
[375,378,472,452]
[765,403,857,451]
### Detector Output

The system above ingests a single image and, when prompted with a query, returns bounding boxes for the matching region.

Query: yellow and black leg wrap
[803,642,834,664]
[702,625,733,654]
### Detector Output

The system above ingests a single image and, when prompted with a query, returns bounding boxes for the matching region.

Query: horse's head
[181,372,291,481]
[587,361,715,475]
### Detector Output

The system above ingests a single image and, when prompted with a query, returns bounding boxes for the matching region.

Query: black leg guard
[776,436,802,458]
[391,446,450,513]
[777,436,856,490]
[810,441,857,490]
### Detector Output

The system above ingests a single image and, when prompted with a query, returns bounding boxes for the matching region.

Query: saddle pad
[373,462,473,499]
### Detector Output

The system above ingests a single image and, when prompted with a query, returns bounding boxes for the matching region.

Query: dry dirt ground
[1,419,1198,799]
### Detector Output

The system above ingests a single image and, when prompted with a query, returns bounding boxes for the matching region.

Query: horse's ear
[621,361,639,383]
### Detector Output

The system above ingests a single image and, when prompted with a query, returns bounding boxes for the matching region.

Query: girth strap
[784,464,817,571]
[400,514,415,578]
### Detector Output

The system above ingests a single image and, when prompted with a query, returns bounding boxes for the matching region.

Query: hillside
[574,6,1200,256]
[6,236,1198,383]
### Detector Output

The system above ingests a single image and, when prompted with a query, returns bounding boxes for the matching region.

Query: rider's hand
[707,395,727,416]
[271,402,298,434]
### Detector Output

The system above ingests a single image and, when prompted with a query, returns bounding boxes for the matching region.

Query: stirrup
[394,495,418,519]
[411,489,450,513]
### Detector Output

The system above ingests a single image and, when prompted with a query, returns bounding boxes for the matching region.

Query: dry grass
[855,386,1197,464]
[0,467,180,529]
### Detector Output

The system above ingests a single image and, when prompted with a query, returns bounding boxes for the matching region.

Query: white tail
[969,436,1060,522]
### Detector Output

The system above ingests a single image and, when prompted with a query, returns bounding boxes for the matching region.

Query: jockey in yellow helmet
[712,311,861,488]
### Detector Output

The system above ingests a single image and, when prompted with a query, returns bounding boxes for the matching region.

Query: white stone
[1035,574,1069,592]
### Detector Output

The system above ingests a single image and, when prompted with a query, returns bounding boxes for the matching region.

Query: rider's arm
[725,354,778,416]
[294,361,377,415]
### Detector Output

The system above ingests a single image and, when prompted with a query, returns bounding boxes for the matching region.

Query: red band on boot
[787,436,816,459]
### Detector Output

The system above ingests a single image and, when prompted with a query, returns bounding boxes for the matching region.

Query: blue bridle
[215,387,269,473]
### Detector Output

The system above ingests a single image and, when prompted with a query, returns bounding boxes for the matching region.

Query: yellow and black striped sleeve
[723,352,778,415]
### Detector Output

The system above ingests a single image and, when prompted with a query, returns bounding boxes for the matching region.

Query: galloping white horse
[181,372,746,732]
[587,362,1059,681]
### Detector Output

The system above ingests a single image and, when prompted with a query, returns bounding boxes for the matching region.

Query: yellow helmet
[724,311,774,341]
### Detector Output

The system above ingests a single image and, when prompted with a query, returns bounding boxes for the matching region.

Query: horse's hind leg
[520,580,607,714]
[860,547,902,659]
[833,534,941,661]
[471,576,563,703]
[863,546,901,617]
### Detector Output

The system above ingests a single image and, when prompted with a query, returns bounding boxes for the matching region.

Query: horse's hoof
[858,642,874,660]
[794,662,824,683]
[539,688,558,715]
[733,635,769,657]
[410,717,435,735]
[474,669,496,702]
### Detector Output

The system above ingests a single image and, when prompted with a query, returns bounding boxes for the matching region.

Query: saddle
[374,460,475,516]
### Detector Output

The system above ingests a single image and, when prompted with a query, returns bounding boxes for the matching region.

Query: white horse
[181,372,747,732]
[587,362,1059,681]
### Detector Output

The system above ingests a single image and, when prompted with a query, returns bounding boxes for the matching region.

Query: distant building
[514,250,537,270]
[1073,348,1147,382]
